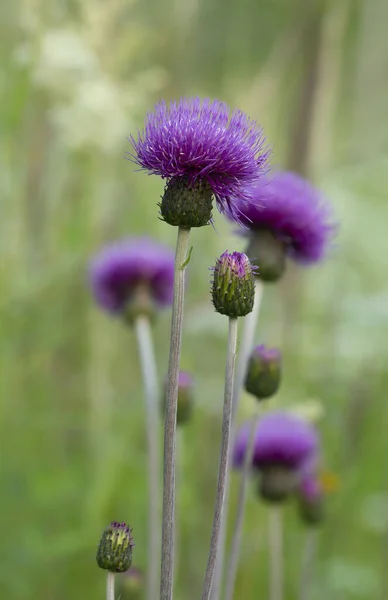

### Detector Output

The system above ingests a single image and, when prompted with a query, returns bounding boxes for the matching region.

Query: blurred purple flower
[89,237,175,313]
[236,170,336,263]
[128,97,271,221]
[233,411,319,470]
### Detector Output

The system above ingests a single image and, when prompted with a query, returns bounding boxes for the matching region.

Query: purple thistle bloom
[128,97,270,222]
[89,237,175,314]
[236,170,336,264]
[233,411,319,470]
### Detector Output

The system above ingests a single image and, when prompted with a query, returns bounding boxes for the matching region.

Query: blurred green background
[1,0,387,598]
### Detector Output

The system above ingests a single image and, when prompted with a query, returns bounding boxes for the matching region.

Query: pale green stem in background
[200,317,239,600]
[224,409,261,600]
[107,572,115,600]
[299,528,318,600]
[134,315,161,600]
[269,506,284,600]
[212,279,263,600]
[174,427,184,591]
[160,226,191,600]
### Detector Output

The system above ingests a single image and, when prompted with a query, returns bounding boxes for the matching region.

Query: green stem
[160,226,191,600]
[299,528,318,600]
[134,316,161,600]
[212,280,263,600]
[106,572,115,600]
[269,506,284,600]
[225,409,261,600]
[200,317,239,600]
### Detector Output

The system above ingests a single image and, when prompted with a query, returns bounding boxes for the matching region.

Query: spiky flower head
[162,371,194,425]
[128,97,270,228]
[211,251,256,318]
[233,412,319,502]
[234,171,336,282]
[245,344,281,400]
[96,521,134,572]
[89,237,174,323]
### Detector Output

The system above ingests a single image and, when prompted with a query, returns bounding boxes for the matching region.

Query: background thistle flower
[233,412,319,502]
[245,344,281,400]
[128,97,270,227]
[89,237,174,322]
[162,371,194,425]
[211,251,256,318]
[234,170,336,281]
[96,521,134,573]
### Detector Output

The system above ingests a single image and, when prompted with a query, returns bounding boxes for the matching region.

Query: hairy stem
[225,410,261,600]
[212,280,263,600]
[160,226,191,600]
[269,506,284,600]
[200,317,239,600]
[134,316,161,600]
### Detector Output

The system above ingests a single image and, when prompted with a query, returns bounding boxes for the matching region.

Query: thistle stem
[200,317,239,600]
[134,315,160,600]
[269,506,284,600]
[299,528,318,600]
[107,572,115,600]
[212,279,263,600]
[160,226,191,600]
[224,409,261,600]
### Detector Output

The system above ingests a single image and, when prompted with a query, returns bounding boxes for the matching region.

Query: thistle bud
[258,465,298,503]
[162,371,194,425]
[245,229,286,282]
[298,476,325,526]
[96,521,134,572]
[211,251,255,318]
[117,567,144,600]
[160,176,214,228]
[245,345,281,400]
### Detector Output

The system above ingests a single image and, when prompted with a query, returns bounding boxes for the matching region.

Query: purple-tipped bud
[162,371,194,425]
[96,521,134,573]
[211,251,255,318]
[117,567,144,599]
[245,344,281,400]
[128,97,271,227]
[89,237,174,323]
[298,473,324,526]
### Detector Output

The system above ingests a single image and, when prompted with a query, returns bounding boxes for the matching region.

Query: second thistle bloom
[211,251,255,318]
[245,344,281,400]
[129,97,270,228]
[89,237,174,323]
[235,171,336,282]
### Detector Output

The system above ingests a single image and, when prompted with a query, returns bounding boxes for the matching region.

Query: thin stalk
[224,409,261,600]
[134,315,160,600]
[160,226,191,600]
[269,506,284,600]
[212,279,263,600]
[299,528,318,600]
[200,317,239,600]
[106,572,115,600]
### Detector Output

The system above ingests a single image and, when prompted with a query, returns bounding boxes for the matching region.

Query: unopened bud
[96,521,134,572]
[162,371,194,425]
[211,251,255,318]
[245,345,281,400]
[298,476,324,526]
[117,567,144,600]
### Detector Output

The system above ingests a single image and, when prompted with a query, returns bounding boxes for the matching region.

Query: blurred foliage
[0,0,387,598]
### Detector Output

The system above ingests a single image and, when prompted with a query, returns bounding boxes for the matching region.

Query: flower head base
[245,344,281,400]
[129,97,270,227]
[96,521,134,572]
[235,171,336,281]
[211,251,256,318]
[117,567,144,599]
[259,465,299,503]
[89,237,174,323]
[162,371,194,425]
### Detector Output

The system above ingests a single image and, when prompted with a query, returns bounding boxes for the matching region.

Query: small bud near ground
[162,371,194,425]
[211,251,255,318]
[96,521,134,573]
[245,344,281,399]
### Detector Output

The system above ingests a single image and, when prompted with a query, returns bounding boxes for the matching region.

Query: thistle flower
[245,344,281,400]
[162,371,194,425]
[128,97,270,228]
[235,171,336,281]
[233,412,319,502]
[211,251,256,318]
[96,521,134,572]
[89,237,174,322]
